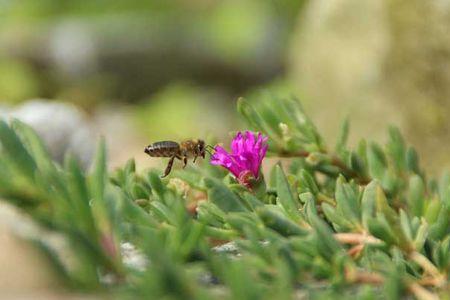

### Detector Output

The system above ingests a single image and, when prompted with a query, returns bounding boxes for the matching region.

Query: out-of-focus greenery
[133,83,237,141]
[289,0,450,173]
[0,0,305,105]
[0,59,39,103]
[2,0,450,174]
[1,7,450,299]
[0,95,448,299]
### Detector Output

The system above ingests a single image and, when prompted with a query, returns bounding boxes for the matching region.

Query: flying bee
[144,139,214,178]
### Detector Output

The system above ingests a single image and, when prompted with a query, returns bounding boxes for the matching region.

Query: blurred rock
[0,4,289,104]
[50,21,98,78]
[120,242,148,272]
[0,100,95,168]
[212,242,240,256]
[290,0,450,172]
[0,203,96,299]
[0,203,61,293]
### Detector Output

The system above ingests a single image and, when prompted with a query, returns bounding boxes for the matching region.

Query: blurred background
[0,0,449,172]
[1,0,450,297]
[0,0,303,172]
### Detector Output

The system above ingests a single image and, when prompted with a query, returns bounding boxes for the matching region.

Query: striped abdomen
[144,141,180,157]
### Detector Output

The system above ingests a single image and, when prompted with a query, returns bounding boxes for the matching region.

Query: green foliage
[0,94,449,299]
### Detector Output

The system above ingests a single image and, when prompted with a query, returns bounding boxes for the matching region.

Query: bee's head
[144,146,151,155]
[197,139,206,158]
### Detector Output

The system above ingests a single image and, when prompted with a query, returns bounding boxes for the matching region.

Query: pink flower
[211,131,268,186]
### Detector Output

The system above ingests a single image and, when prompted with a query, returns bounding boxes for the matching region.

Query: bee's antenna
[205,144,215,155]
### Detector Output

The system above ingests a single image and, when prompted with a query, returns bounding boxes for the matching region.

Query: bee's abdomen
[144,141,180,157]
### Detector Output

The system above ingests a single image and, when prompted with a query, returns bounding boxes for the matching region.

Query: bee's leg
[193,155,198,163]
[161,156,176,178]
[182,156,188,168]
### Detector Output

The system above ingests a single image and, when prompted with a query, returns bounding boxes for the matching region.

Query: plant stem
[330,155,370,184]
[408,282,440,300]
[410,252,445,286]
[345,268,384,285]
[276,150,371,184]
[334,233,383,245]
[347,244,364,257]
[347,268,441,300]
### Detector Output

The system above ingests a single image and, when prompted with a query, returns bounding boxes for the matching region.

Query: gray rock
[0,100,95,168]
[120,242,148,272]
[212,242,239,255]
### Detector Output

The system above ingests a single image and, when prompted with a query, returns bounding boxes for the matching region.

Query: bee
[144,139,213,178]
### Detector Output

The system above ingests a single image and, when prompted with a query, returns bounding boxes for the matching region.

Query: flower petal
[211,146,242,177]
[231,132,243,154]
[210,131,268,185]
[244,131,256,152]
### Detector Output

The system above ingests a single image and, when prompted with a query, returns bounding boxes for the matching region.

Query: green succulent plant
[0,94,448,299]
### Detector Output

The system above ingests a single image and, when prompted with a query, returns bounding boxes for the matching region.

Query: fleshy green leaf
[335,176,360,227]
[275,164,299,220]
[204,177,246,212]
[257,206,308,237]
[0,119,37,179]
[408,175,425,217]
